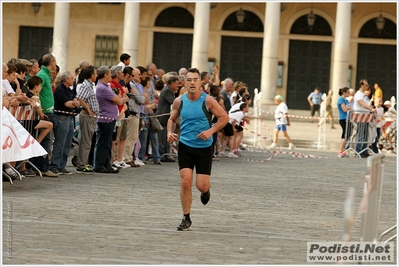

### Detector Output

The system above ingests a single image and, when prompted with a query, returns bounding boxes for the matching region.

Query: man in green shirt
[31,54,59,177]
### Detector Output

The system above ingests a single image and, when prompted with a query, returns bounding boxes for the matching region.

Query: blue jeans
[94,120,116,171]
[50,114,74,171]
[30,113,54,172]
[355,122,369,155]
[138,125,161,162]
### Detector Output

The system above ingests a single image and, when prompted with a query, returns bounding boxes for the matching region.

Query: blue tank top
[179,92,212,148]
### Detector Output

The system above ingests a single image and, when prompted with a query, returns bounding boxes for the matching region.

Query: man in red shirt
[110,65,130,168]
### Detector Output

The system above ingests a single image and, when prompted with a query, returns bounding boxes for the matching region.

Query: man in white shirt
[353,79,376,157]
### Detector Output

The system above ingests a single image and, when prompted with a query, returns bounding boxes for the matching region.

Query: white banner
[2,107,47,163]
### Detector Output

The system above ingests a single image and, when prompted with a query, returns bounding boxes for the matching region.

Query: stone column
[331,3,352,106]
[52,2,70,72]
[260,2,281,108]
[191,2,210,72]
[123,2,140,67]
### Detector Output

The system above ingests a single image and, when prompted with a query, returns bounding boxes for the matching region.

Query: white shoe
[226,152,238,158]
[134,159,146,166]
[114,161,130,169]
[267,143,277,149]
[288,144,296,150]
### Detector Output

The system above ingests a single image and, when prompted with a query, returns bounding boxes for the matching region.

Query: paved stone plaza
[2,116,397,264]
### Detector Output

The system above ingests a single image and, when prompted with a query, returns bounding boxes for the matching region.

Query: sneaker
[267,143,278,149]
[42,170,59,177]
[177,217,192,231]
[76,167,94,174]
[20,169,36,177]
[160,156,175,162]
[94,168,119,174]
[200,190,210,205]
[60,170,73,175]
[113,161,130,169]
[233,150,242,157]
[3,172,18,182]
[86,164,93,169]
[338,152,349,158]
[111,165,122,171]
[226,152,238,158]
[125,161,140,168]
[288,143,296,150]
[50,169,61,174]
[134,159,146,166]
[154,161,162,165]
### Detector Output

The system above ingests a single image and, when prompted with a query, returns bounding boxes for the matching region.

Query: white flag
[2,107,47,163]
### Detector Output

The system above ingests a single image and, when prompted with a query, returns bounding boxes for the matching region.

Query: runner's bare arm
[167,97,181,143]
[207,96,228,131]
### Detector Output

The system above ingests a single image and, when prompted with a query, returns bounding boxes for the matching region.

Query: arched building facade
[2,2,396,109]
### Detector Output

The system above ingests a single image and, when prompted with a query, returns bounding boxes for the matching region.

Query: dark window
[155,7,194,28]
[290,14,332,36]
[359,18,396,39]
[222,10,263,32]
[94,36,119,67]
[153,33,193,73]
[18,26,53,60]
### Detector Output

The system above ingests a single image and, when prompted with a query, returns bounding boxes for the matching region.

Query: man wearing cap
[268,95,296,150]
[117,53,131,71]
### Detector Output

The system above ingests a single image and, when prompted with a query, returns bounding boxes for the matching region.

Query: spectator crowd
[2,53,259,180]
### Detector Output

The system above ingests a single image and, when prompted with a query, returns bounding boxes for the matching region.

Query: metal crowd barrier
[343,110,376,157]
[4,104,43,183]
[359,153,385,242]
[378,225,397,246]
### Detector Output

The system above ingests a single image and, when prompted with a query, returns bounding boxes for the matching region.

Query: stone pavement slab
[2,139,397,264]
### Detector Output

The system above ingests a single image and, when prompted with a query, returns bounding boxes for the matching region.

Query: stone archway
[286,14,333,109]
[356,18,396,99]
[220,10,263,100]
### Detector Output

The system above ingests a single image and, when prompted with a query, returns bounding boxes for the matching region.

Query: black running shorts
[178,141,212,175]
[235,124,243,132]
[223,122,234,137]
